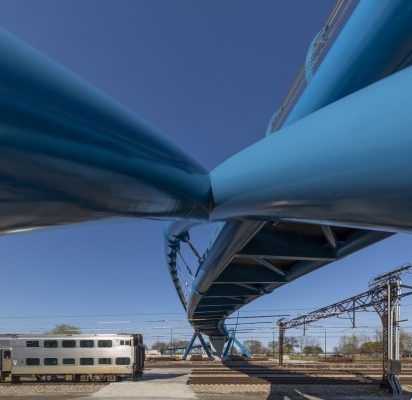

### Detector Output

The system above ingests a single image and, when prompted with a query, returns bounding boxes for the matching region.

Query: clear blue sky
[1,0,412,350]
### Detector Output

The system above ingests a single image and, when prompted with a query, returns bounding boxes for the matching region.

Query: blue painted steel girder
[0,29,210,234]
[211,65,412,233]
[284,0,412,129]
[186,222,390,339]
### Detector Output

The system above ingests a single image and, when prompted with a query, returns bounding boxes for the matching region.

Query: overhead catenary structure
[277,264,412,395]
[0,0,411,367]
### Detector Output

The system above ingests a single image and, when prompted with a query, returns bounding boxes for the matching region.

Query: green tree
[359,341,382,355]
[243,340,267,354]
[47,324,80,334]
[151,341,169,355]
[284,336,298,355]
[303,345,323,356]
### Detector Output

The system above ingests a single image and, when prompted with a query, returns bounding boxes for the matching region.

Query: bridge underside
[188,221,391,343]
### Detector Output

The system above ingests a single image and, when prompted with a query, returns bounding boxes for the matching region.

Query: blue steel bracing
[222,337,233,359]
[222,329,250,358]
[197,333,213,358]
[164,221,202,309]
[182,333,197,360]
[182,332,212,359]
[233,336,251,358]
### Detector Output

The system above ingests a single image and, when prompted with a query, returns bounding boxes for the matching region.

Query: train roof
[0,333,139,338]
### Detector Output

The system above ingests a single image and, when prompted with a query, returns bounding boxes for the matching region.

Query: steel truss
[278,264,412,395]
[182,331,213,360]
[222,329,251,360]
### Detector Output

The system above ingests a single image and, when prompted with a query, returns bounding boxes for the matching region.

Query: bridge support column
[182,332,212,360]
[222,329,251,359]
[222,336,234,359]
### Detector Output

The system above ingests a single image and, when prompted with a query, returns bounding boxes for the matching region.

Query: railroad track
[192,369,386,375]
[146,362,412,369]
[188,376,412,385]
[188,376,380,385]
[146,361,412,386]
[187,363,412,385]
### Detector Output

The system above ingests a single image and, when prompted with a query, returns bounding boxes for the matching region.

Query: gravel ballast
[0,383,104,397]
[191,383,410,397]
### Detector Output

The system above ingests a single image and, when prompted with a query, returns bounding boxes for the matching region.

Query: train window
[98,358,112,365]
[116,357,131,365]
[26,341,39,347]
[98,340,112,348]
[120,340,124,345]
[80,340,94,348]
[26,358,40,365]
[3,351,11,359]
[44,358,58,366]
[62,340,76,348]
[44,340,58,348]
[63,358,75,365]
[80,358,94,365]
[125,341,131,346]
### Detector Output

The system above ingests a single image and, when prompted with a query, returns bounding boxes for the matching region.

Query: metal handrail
[268,0,356,134]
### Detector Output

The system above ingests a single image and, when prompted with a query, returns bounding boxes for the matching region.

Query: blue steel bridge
[1,0,412,357]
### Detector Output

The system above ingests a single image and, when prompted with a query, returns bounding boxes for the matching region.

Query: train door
[0,350,11,381]
[132,335,145,376]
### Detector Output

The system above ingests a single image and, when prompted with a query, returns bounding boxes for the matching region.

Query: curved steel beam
[164,220,202,310]
[0,29,210,234]
[284,0,412,128]
[211,65,412,233]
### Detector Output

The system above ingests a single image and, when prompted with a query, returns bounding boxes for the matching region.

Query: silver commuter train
[0,334,144,382]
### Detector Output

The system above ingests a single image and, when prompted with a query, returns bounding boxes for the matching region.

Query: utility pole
[324,329,327,360]
[170,328,174,356]
[279,324,285,366]
[272,323,275,358]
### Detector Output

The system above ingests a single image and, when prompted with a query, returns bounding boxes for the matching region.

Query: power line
[3,304,412,320]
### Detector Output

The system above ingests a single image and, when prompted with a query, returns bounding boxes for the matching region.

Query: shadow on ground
[220,360,412,399]
[141,372,189,381]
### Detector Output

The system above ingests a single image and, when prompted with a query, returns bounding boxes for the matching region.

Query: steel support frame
[222,329,251,359]
[373,283,402,394]
[182,331,212,360]
[277,264,412,395]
